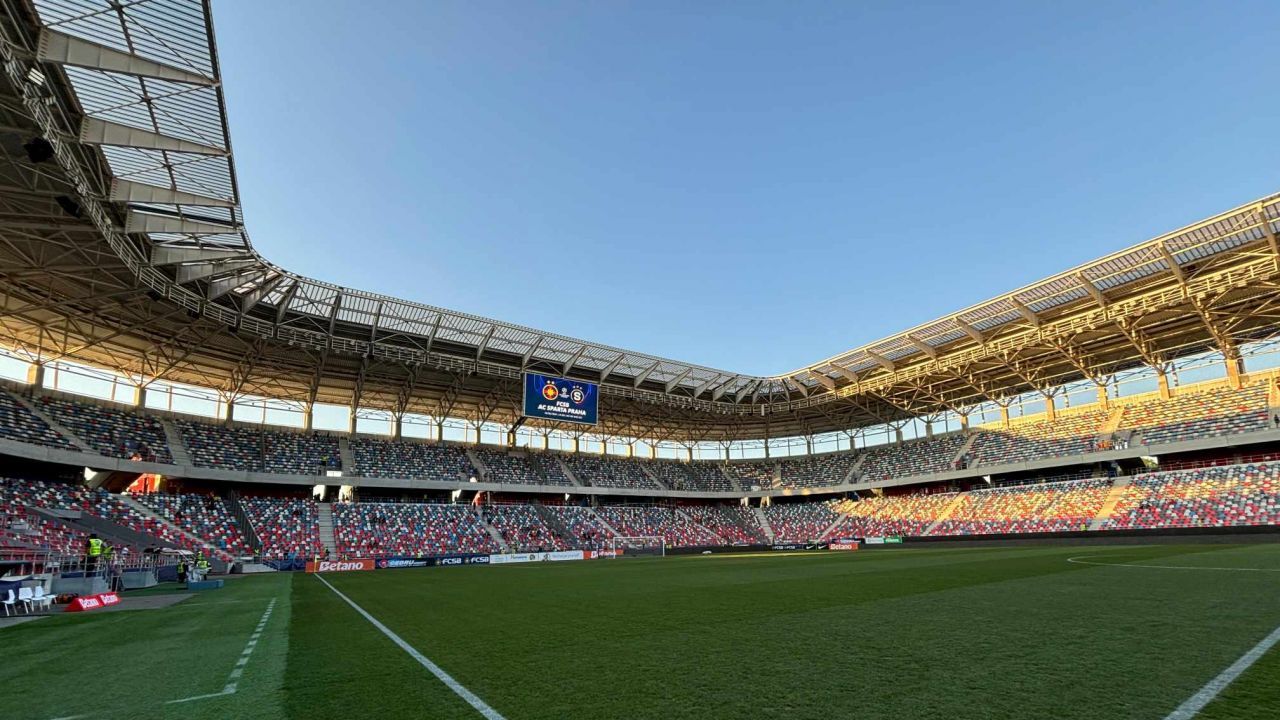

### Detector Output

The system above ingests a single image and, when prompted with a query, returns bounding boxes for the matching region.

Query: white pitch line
[167,597,276,704]
[315,574,506,720]
[1066,555,1280,573]
[1164,622,1280,719]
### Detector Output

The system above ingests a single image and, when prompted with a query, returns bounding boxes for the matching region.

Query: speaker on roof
[23,137,54,163]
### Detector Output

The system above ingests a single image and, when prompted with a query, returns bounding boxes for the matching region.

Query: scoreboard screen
[522,373,599,426]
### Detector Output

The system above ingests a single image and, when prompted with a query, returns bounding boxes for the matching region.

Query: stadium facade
[0,0,1278,494]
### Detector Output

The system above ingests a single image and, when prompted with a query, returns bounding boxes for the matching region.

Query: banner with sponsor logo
[65,591,121,612]
[489,550,586,565]
[829,542,860,551]
[863,536,904,546]
[770,543,829,552]
[305,558,375,573]
[375,554,489,570]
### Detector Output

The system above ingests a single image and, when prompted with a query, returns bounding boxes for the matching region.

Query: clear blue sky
[213,1,1280,376]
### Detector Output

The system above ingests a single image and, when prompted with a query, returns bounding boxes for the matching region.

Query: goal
[606,536,665,558]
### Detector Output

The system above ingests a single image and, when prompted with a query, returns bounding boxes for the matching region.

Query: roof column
[925,421,935,439]
[1157,371,1172,400]
[1096,384,1110,410]
[393,415,404,441]
[25,362,44,389]
[1044,395,1057,422]
[1225,352,1245,390]
[999,406,1010,428]
[303,404,314,432]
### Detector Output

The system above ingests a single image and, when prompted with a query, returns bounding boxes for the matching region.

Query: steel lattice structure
[1,0,1279,444]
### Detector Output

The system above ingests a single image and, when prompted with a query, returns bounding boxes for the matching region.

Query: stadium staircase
[10,392,94,452]
[316,503,337,557]
[675,508,719,540]
[477,509,511,552]
[923,493,968,535]
[159,417,191,466]
[30,506,178,556]
[223,490,262,555]
[465,448,489,479]
[846,453,868,483]
[1098,407,1126,447]
[533,504,577,546]
[337,437,354,472]
[949,433,981,470]
[639,465,668,490]
[118,494,232,562]
[556,458,584,487]
[586,507,620,538]
[1088,477,1133,531]
[721,466,743,492]
[752,506,775,542]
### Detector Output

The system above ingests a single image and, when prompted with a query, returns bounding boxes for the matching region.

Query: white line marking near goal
[167,597,276,704]
[1164,622,1280,720]
[315,574,507,720]
[1066,555,1280,573]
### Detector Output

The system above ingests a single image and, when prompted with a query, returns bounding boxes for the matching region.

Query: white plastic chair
[30,587,53,612]
[16,587,34,614]
[1,590,16,616]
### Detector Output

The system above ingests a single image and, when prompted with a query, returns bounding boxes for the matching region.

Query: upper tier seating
[242,496,322,558]
[781,452,859,488]
[1122,385,1269,446]
[764,502,840,542]
[132,492,248,555]
[1104,463,1280,530]
[859,434,966,482]
[473,449,544,485]
[40,397,171,462]
[566,455,657,490]
[178,420,263,471]
[593,506,722,546]
[351,439,474,481]
[0,391,73,449]
[528,453,575,486]
[732,461,778,490]
[263,433,341,475]
[970,410,1108,467]
[648,461,735,492]
[683,505,765,543]
[930,479,1111,535]
[487,505,569,551]
[333,502,497,557]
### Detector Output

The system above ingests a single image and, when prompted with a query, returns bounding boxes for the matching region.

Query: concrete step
[556,457,584,487]
[316,502,338,556]
[337,436,355,472]
[587,507,620,538]
[923,493,968,535]
[159,417,191,466]
[752,506,775,542]
[9,391,95,453]
[639,464,668,490]
[117,494,233,565]
[1089,476,1134,531]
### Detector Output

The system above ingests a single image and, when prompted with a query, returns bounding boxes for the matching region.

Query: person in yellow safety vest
[176,558,188,584]
[86,534,104,573]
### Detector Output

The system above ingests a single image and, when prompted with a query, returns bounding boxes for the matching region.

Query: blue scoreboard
[522,373,599,426]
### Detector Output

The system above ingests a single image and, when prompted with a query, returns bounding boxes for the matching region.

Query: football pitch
[5,544,1280,719]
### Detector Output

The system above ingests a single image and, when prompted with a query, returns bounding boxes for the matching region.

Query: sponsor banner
[884,536,904,544]
[587,549,617,559]
[829,542,859,551]
[864,537,886,545]
[65,591,121,612]
[375,554,489,570]
[522,373,598,426]
[376,557,432,569]
[489,552,546,565]
[834,538,859,545]
[770,543,829,552]
[547,550,585,562]
[305,558,375,574]
[862,536,904,546]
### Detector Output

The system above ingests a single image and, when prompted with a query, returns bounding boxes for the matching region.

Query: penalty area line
[1164,622,1280,720]
[314,574,506,720]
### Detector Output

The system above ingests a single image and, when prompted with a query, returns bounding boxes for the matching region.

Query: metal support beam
[79,117,227,155]
[865,350,895,372]
[110,178,233,207]
[38,29,215,85]
[1010,297,1041,327]
[1076,273,1107,308]
[905,334,937,360]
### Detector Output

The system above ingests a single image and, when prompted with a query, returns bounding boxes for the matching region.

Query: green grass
[5,544,1280,719]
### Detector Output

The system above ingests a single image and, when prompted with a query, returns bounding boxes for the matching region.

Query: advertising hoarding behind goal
[523,373,599,425]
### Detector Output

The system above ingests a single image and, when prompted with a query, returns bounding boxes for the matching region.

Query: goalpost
[606,536,665,558]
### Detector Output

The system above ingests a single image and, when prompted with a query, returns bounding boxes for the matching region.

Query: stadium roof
[1,0,1279,443]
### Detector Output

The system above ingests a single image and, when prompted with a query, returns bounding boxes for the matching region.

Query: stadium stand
[178,420,264,471]
[969,410,1108,467]
[781,452,859,488]
[0,478,87,552]
[487,505,569,551]
[132,492,248,555]
[263,432,340,474]
[859,434,966,482]
[542,505,610,548]
[473,449,542,485]
[732,461,778,490]
[594,506,722,546]
[333,502,497,557]
[648,460,735,492]
[40,396,171,462]
[527,453,575,486]
[242,496,322,558]
[763,502,840,542]
[1104,462,1280,530]
[830,492,957,538]
[351,439,475,481]
[1121,384,1269,446]
[0,390,74,449]
[683,505,765,543]
[565,455,655,490]
[930,478,1111,535]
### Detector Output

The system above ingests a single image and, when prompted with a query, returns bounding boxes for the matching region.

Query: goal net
[606,536,665,558]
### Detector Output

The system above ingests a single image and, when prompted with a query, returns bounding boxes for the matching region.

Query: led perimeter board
[523,373,599,426]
